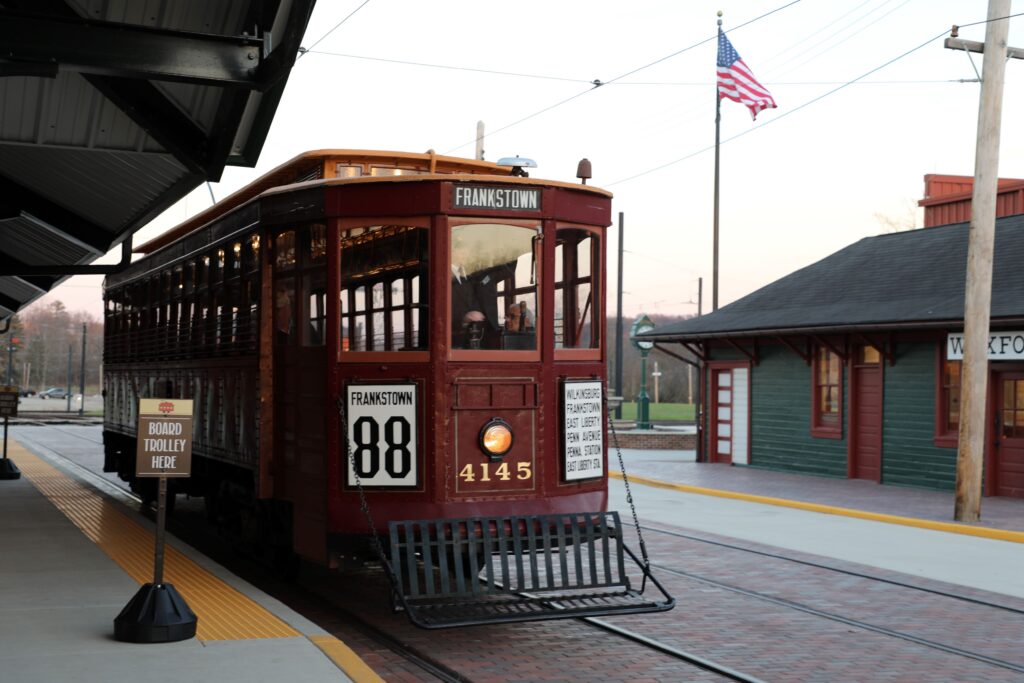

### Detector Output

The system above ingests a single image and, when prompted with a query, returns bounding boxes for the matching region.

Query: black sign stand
[0,415,20,480]
[114,476,197,642]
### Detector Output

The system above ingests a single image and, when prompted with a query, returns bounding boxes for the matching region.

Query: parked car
[18,387,35,397]
[38,387,70,399]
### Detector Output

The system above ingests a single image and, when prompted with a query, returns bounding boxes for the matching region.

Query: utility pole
[652,361,662,403]
[697,277,703,317]
[65,343,73,413]
[475,121,485,160]
[948,3,1022,522]
[614,212,625,419]
[79,323,86,417]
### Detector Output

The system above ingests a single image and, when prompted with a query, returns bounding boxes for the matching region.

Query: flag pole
[713,11,722,312]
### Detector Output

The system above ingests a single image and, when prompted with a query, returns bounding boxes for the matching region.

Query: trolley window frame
[447,216,543,363]
[553,223,603,361]
[336,216,432,364]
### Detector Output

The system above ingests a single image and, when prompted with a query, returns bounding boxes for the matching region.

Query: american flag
[717,30,776,120]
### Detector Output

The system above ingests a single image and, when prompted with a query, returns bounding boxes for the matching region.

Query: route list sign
[562,380,604,481]
[135,398,193,478]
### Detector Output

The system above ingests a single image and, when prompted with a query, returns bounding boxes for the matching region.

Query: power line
[305,50,592,83]
[607,26,954,187]
[442,0,804,153]
[300,0,372,56]
[302,49,968,87]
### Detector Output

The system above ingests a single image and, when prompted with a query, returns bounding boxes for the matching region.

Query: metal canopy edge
[0,0,317,320]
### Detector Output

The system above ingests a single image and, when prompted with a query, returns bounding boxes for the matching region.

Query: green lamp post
[630,315,655,430]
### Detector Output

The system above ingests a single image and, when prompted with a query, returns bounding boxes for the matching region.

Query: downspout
[3,235,133,276]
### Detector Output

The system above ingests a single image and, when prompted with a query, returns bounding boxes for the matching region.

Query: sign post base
[0,457,19,480]
[114,582,197,643]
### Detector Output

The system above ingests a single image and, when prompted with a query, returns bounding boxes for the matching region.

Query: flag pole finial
[717,10,723,27]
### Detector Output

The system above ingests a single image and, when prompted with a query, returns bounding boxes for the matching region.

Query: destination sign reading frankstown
[452,185,541,212]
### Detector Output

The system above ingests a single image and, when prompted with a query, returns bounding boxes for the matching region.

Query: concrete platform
[0,439,374,683]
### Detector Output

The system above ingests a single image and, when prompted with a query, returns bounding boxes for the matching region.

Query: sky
[30,0,1024,323]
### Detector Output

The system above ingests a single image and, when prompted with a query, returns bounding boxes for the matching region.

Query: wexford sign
[947,332,1024,361]
[135,398,194,478]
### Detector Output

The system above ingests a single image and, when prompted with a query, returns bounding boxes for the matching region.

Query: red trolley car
[103,150,672,626]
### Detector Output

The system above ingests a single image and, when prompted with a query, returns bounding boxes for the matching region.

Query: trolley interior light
[479,419,513,458]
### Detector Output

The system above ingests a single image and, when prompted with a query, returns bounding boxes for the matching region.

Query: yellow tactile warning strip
[310,635,386,683]
[610,470,1024,544]
[11,441,299,640]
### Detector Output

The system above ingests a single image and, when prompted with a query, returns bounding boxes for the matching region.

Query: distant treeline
[5,301,103,393]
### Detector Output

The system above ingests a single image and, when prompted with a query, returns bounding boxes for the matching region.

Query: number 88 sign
[345,384,418,487]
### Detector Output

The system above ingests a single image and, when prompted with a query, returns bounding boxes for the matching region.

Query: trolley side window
[554,228,600,351]
[339,225,429,353]
[450,223,539,352]
[272,225,328,347]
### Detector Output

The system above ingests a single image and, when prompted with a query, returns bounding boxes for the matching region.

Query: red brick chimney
[918,173,1024,227]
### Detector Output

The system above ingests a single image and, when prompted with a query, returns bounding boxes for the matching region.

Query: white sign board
[346,384,417,487]
[947,332,1024,361]
[563,380,604,481]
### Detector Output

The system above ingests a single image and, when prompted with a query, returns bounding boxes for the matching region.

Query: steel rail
[653,562,1024,676]
[640,523,1024,616]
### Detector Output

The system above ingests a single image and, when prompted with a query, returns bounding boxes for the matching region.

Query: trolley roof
[137,149,612,255]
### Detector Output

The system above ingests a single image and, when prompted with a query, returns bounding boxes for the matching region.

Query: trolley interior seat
[387,511,675,629]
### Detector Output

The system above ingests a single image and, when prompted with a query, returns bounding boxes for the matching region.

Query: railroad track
[641,522,1024,616]
[633,526,1024,677]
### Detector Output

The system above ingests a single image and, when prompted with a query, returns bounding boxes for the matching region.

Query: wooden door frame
[847,348,884,482]
[987,364,1024,496]
[706,360,751,465]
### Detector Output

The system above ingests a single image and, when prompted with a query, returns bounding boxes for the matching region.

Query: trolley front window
[450,223,539,352]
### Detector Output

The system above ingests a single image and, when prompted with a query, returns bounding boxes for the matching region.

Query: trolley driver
[451,238,514,349]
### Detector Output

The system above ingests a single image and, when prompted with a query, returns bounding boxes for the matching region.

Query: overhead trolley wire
[304,50,593,84]
[300,0,373,56]
[441,0,804,154]
[608,7,1024,187]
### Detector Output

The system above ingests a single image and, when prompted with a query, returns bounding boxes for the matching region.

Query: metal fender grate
[387,511,675,629]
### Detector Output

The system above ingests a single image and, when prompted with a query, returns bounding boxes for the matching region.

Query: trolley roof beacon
[102,150,673,627]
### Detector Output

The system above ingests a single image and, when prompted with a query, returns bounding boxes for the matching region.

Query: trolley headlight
[479,418,513,459]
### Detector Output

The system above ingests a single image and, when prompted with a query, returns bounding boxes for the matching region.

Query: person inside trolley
[451,236,509,349]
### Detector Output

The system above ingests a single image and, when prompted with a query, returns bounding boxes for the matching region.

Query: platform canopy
[0,0,316,321]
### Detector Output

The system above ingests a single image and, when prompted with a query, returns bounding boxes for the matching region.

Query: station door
[710,365,749,465]
[994,372,1024,497]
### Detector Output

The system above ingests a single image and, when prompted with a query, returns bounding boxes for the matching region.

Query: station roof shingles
[0,0,316,319]
[644,215,1024,342]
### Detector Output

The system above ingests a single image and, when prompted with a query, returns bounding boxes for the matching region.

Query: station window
[450,223,539,351]
[935,355,961,447]
[811,346,843,439]
[554,228,599,351]
[340,225,429,354]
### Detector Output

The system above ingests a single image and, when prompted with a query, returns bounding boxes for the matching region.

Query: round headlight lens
[480,420,513,457]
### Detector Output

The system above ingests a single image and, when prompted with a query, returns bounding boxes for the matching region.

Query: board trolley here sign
[135,398,194,478]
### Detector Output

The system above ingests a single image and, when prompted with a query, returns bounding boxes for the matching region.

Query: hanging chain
[336,396,400,590]
[608,401,651,572]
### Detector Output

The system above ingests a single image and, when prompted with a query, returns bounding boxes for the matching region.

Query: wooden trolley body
[103,150,612,567]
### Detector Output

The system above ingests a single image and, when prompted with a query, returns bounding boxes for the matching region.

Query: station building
[644,175,1024,499]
